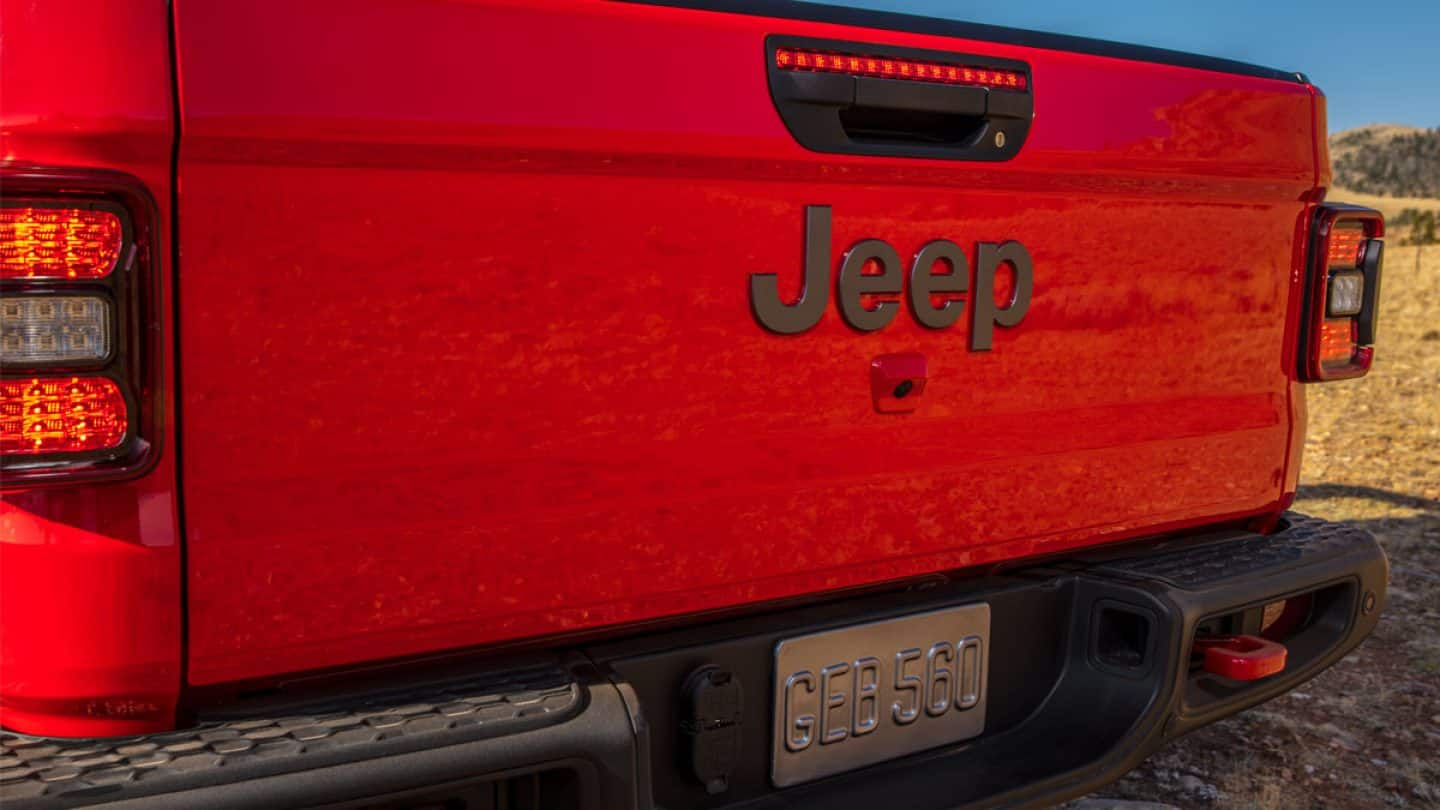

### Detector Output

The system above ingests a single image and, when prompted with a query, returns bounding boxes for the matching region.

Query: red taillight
[775,46,1029,91]
[1,377,127,454]
[0,206,123,279]
[2,175,154,485]
[1301,205,1383,382]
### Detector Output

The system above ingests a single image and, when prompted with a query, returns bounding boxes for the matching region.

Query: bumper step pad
[1089,514,1379,588]
[2,664,582,807]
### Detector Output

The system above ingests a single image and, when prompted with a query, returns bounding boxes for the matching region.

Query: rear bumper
[1,514,1387,810]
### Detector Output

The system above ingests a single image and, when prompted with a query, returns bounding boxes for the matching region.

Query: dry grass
[1073,235,1440,808]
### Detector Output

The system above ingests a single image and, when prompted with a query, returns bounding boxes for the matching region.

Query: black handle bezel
[765,35,1034,162]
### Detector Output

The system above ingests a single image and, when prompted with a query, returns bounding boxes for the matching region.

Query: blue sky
[823,0,1440,133]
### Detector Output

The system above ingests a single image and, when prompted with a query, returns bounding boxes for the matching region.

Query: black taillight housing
[0,169,161,485]
[1300,204,1384,382]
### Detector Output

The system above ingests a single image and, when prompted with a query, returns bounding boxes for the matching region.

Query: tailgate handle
[767,37,1033,161]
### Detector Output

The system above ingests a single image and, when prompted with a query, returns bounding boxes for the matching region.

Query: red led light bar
[1325,225,1365,268]
[0,206,123,279]
[1,376,127,454]
[775,47,1028,91]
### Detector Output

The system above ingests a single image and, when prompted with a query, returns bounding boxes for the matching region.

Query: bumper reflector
[1,295,112,365]
[1,376,127,454]
[0,207,123,279]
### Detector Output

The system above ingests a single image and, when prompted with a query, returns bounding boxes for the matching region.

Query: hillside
[1329,124,1440,198]
[1327,187,1440,222]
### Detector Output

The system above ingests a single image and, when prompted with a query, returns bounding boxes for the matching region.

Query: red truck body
[0,2,1389,808]
[171,0,1319,688]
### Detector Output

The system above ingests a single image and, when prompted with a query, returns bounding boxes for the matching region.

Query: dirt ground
[1072,235,1440,808]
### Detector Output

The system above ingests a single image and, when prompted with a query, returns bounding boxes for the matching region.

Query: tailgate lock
[872,352,927,413]
[681,666,744,795]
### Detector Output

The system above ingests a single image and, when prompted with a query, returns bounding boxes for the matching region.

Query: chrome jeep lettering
[748,205,1033,343]
[837,238,904,332]
[749,206,833,335]
[970,241,1034,351]
[909,239,969,329]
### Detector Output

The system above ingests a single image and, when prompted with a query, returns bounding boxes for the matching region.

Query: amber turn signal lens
[1317,318,1357,367]
[1325,224,1365,269]
[0,207,123,279]
[0,376,127,454]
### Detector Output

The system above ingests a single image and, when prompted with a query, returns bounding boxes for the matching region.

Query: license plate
[771,603,990,787]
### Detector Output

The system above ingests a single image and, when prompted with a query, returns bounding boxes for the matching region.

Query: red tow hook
[1192,634,1288,680]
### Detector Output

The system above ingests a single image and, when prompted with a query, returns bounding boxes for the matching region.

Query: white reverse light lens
[1327,271,1364,317]
[0,295,112,365]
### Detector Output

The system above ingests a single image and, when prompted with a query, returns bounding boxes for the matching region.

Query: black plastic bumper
[1,514,1388,809]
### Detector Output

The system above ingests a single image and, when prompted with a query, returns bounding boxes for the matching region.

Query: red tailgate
[173,0,1319,684]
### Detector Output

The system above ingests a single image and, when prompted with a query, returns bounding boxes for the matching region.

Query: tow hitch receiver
[1193,634,1288,680]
